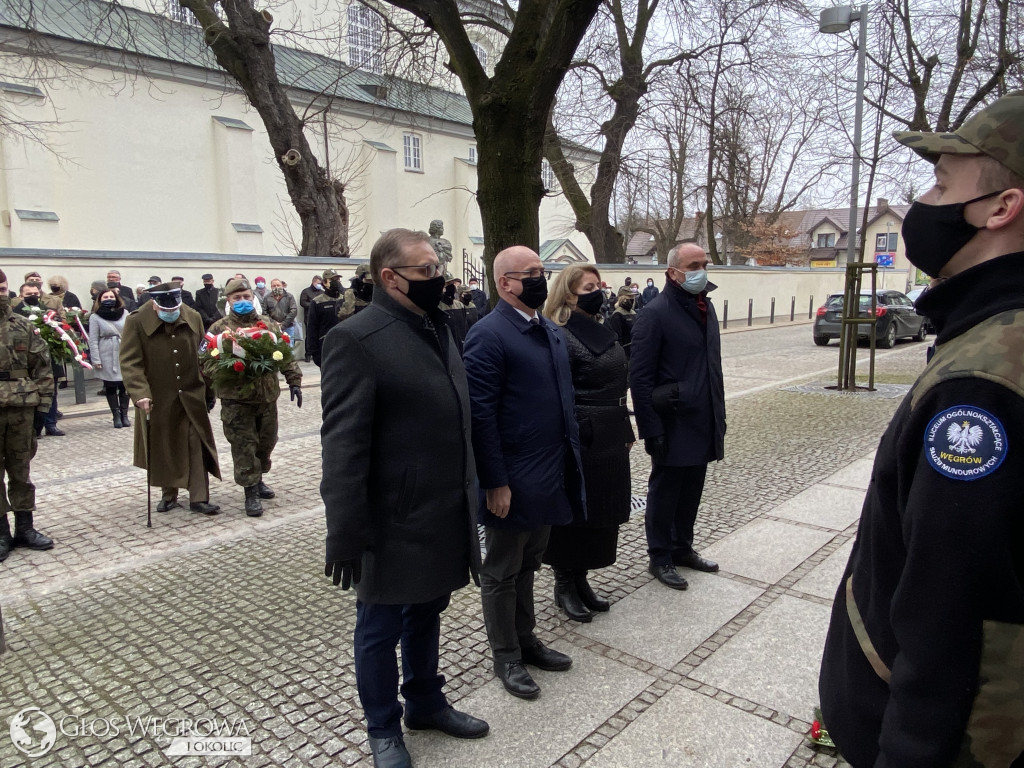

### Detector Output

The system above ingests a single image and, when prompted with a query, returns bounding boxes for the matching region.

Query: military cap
[894,91,1024,179]
[23,271,41,282]
[616,286,634,298]
[147,282,183,309]
[457,285,473,296]
[224,277,251,296]
[322,268,340,281]
[201,273,214,280]
[353,263,373,281]
[443,272,459,285]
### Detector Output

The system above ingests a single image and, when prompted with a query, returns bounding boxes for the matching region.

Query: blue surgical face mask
[157,309,180,323]
[680,269,708,295]
[232,300,254,315]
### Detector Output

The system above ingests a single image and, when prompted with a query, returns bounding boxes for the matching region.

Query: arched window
[348,3,383,74]
[471,42,488,71]
[542,159,556,190]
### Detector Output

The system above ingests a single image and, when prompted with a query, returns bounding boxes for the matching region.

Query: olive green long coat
[120,303,221,487]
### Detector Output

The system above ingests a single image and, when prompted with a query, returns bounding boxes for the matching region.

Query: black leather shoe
[495,661,540,700]
[673,552,719,572]
[190,501,221,516]
[56,410,64,419]
[256,480,275,499]
[649,563,689,590]
[404,706,489,739]
[156,498,181,513]
[521,642,572,671]
[44,427,65,437]
[367,734,412,768]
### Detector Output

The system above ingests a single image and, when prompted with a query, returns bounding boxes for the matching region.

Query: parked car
[813,289,928,348]
[905,286,935,334]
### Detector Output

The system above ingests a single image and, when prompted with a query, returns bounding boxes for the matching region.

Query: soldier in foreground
[205,278,302,517]
[0,269,55,562]
[120,282,221,516]
[819,91,1024,766]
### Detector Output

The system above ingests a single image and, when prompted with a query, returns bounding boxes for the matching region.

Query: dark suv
[813,289,928,348]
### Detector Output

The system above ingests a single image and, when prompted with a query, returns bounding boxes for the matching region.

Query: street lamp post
[820,4,875,391]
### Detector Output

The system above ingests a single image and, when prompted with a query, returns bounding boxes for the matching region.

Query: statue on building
[428,220,453,267]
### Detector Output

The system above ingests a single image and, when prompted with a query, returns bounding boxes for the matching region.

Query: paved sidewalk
[0,344,928,767]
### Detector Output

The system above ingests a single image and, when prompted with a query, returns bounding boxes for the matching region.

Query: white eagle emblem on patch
[947,420,984,454]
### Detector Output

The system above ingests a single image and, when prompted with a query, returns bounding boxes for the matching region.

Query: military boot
[256,480,275,499]
[0,513,13,562]
[118,391,132,428]
[244,485,264,517]
[12,511,54,551]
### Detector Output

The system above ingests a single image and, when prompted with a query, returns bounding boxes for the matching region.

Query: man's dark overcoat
[320,288,480,605]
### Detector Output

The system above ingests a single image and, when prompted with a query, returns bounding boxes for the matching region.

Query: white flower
[272,351,284,361]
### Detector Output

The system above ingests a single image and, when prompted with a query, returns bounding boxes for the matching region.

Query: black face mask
[325,279,342,297]
[101,299,117,309]
[107,281,119,288]
[902,190,1002,278]
[516,275,548,310]
[23,295,39,306]
[576,288,605,316]
[400,274,445,313]
[49,285,61,293]
[355,281,373,303]
[621,299,634,311]
[443,284,457,304]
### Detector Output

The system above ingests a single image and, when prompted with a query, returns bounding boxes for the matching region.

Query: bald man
[462,246,586,700]
[629,243,726,591]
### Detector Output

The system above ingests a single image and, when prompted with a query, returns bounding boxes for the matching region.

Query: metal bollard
[723,300,728,329]
[808,296,814,319]
[747,299,753,327]
[770,297,776,324]
[790,296,796,322]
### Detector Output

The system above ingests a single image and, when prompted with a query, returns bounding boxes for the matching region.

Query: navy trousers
[645,463,708,566]
[354,593,451,739]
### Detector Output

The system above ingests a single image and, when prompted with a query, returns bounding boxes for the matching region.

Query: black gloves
[325,559,362,589]
[290,385,303,408]
[644,435,667,465]
[33,410,45,433]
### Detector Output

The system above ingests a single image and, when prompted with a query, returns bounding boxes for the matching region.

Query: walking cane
[145,410,152,528]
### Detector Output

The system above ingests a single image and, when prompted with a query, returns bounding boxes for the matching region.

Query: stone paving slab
[573,573,763,669]
[701,520,834,584]
[822,458,875,491]
[769,484,865,531]
[584,686,803,768]
[690,595,834,720]
[793,539,856,600]
[406,646,653,768]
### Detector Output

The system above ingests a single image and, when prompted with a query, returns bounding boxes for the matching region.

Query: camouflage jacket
[204,313,302,403]
[0,308,54,409]
[336,288,370,322]
[819,253,1024,767]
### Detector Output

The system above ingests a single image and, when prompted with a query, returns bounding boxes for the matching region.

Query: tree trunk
[181,0,348,258]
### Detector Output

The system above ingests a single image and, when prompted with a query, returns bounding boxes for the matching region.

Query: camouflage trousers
[0,406,38,513]
[220,399,278,488]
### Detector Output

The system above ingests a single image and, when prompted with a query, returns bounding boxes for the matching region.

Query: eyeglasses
[504,269,552,280]
[392,263,445,279]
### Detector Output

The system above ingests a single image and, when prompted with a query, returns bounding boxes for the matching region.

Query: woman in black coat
[542,264,634,622]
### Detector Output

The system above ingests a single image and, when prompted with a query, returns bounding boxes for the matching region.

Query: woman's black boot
[553,568,593,623]
[575,570,611,612]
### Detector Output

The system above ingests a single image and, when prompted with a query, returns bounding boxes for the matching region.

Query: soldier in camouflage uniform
[0,268,56,562]
[337,263,374,323]
[205,278,303,517]
[819,91,1024,767]
[305,268,344,367]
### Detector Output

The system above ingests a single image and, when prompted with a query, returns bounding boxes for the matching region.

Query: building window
[541,159,556,190]
[348,3,383,74]
[816,232,835,248]
[404,133,422,172]
[472,42,488,71]
[169,3,199,24]
[875,232,897,251]
[468,145,477,164]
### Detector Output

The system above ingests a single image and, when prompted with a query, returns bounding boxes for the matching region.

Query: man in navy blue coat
[630,243,726,591]
[463,246,586,700]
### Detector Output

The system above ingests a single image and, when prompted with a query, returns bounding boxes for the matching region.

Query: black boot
[118,390,131,428]
[256,480,275,499]
[575,570,610,612]
[244,485,264,517]
[12,510,54,550]
[105,386,122,428]
[553,568,593,623]
[0,513,12,562]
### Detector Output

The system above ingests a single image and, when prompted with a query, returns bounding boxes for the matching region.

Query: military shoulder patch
[924,405,1007,481]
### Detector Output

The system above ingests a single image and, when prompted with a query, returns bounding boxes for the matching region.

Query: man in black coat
[298,275,322,362]
[463,246,586,701]
[322,229,488,768]
[171,276,197,310]
[194,273,222,330]
[105,269,136,311]
[630,243,725,591]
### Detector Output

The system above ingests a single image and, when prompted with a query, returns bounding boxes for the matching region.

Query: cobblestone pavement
[0,333,930,767]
